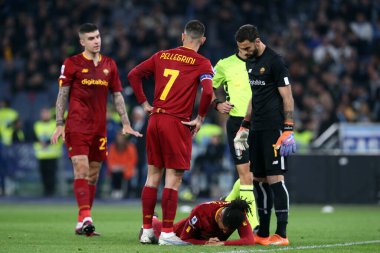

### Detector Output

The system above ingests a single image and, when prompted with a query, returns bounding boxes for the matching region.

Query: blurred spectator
[33,107,62,196]
[0,99,20,145]
[107,131,138,199]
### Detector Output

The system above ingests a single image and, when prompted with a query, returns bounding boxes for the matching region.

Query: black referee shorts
[226,116,249,165]
[249,129,288,177]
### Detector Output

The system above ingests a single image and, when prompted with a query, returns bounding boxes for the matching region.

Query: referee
[234,25,296,246]
[211,39,258,230]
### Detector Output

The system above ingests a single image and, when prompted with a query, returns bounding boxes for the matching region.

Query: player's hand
[216,101,234,114]
[51,126,65,144]
[142,101,153,114]
[122,124,143,137]
[205,238,223,246]
[233,127,249,158]
[274,123,296,156]
[181,115,204,137]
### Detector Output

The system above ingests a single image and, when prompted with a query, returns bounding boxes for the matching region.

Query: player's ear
[181,33,185,43]
[79,38,85,47]
[201,36,206,45]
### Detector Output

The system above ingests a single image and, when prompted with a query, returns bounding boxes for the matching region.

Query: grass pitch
[0,201,379,253]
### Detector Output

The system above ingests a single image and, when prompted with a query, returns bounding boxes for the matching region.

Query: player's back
[151,46,213,120]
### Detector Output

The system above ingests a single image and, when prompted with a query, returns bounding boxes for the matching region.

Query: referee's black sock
[270,181,289,238]
[254,181,272,237]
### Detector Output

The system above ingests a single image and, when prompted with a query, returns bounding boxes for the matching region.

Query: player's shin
[254,181,273,237]
[270,181,289,238]
[141,186,158,229]
[224,179,240,201]
[240,184,259,228]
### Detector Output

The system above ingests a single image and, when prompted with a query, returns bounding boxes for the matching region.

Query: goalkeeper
[211,33,258,230]
[233,25,296,246]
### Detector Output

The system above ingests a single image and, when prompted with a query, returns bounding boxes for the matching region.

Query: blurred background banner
[1,0,380,203]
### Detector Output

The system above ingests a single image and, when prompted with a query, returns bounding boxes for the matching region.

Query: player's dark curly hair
[222,198,252,230]
[78,23,98,35]
[184,20,205,39]
[235,24,259,43]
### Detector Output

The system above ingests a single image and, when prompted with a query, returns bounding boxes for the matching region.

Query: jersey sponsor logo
[159,52,196,64]
[190,216,198,225]
[81,79,109,86]
[249,79,266,86]
[284,77,290,85]
[103,69,109,76]
[199,73,213,82]
[259,67,265,75]
[82,68,89,73]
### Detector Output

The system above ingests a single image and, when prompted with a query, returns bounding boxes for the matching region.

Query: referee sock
[254,181,273,237]
[225,179,240,201]
[141,186,158,229]
[161,188,178,233]
[270,181,289,238]
[239,184,259,228]
[74,179,91,220]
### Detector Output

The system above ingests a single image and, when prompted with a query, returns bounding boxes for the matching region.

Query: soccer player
[233,25,296,246]
[146,199,255,246]
[50,23,141,236]
[211,35,259,230]
[128,20,213,245]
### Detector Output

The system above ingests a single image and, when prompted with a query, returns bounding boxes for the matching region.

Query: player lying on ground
[140,199,255,246]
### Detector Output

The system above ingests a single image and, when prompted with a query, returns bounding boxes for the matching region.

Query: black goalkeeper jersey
[246,47,290,130]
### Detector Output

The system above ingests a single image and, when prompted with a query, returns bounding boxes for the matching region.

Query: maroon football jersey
[59,53,122,135]
[174,201,253,245]
[129,46,213,120]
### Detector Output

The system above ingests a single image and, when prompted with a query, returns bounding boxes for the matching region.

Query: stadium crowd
[1,0,380,197]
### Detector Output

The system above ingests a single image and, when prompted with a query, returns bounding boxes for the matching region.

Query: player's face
[237,40,258,59]
[80,30,101,54]
[217,210,231,234]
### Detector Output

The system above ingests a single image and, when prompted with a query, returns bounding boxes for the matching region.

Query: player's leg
[71,154,94,235]
[88,161,101,207]
[156,115,190,245]
[224,115,260,229]
[140,164,163,244]
[251,130,272,245]
[224,178,240,201]
[264,130,289,246]
[236,163,259,229]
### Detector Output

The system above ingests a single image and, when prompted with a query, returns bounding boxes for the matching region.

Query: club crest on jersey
[103,69,109,76]
[190,216,198,225]
[259,67,265,75]
[82,68,89,73]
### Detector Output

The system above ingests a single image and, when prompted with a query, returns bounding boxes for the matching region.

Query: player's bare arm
[112,91,143,137]
[51,86,70,144]
[278,85,294,123]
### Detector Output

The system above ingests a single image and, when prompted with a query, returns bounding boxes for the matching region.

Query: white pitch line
[200,240,380,253]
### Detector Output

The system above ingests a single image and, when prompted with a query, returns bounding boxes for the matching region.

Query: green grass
[0,202,379,253]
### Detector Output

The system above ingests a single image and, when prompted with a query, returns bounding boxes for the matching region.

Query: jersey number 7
[160,68,179,100]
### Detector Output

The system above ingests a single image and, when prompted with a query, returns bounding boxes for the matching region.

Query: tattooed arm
[51,86,70,143]
[112,92,143,137]
[278,85,294,123]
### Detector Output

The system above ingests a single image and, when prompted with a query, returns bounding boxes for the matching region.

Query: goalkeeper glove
[233,120,250,158]
[274,122,296,156]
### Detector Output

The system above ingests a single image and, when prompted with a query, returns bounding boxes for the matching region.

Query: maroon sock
[141,186,158,229]
[89,184,96,209]
[74,179,91,219]
[161,188,178,233]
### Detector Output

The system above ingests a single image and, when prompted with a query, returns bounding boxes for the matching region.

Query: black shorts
[249,129,288,177]
[226,116,249,165]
